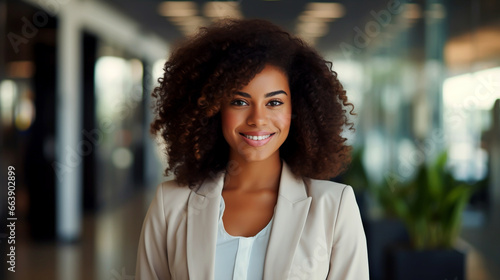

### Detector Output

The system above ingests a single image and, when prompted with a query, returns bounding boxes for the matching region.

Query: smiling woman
[136,18,368,280]
[221,65,291,164]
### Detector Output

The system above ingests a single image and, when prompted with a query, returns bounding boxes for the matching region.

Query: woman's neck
[223,154,282,192]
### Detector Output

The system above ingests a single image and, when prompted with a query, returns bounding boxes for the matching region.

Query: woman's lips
[239,132,275,147]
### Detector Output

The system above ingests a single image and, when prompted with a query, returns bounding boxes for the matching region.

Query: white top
[214,197,274,280]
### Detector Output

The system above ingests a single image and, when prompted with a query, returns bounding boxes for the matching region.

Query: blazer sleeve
[135,183,171,280]
[327,185,369,280]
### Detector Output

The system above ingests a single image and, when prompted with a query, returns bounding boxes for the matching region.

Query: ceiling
[5,0,500,66]
[99,0,500,62]
[99,0,397,53]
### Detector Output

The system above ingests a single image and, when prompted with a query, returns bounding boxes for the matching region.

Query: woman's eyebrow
[235,90,288,98]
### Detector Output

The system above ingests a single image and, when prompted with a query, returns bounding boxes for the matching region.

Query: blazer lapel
[186,172,224,280]
[263,162,312,279]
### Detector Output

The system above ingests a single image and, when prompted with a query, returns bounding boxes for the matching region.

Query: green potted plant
[377,151,474,280]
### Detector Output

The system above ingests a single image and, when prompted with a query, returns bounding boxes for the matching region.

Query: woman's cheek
[221,109,242,142]
[273,108,292,132]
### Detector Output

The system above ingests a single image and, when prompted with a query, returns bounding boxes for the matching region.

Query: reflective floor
[5,188,151,280]
[4,187,500,280]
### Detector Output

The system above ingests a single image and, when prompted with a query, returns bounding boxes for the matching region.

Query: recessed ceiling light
[295,2,345,45]
[403,3,422,19]
[304,3,345,19]
[203,1,243,19]
[158,1,198,17]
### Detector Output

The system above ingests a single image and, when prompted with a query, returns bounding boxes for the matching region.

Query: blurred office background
[0,0,499,279]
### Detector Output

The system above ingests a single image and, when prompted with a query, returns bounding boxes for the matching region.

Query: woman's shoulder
[302,177,356,206]
[151,179,194,210]
[304,177,353,196]
[158,178,192,192]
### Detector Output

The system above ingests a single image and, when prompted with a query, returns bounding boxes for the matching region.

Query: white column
[54,1,82,242]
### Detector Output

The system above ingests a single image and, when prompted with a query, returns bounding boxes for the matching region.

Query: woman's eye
[230,99,248,106]
[267,100,283,107]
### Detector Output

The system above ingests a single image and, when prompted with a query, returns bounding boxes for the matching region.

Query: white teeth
[244,134,272,141]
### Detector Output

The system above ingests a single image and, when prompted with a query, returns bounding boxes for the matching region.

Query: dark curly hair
[150,18,354,187]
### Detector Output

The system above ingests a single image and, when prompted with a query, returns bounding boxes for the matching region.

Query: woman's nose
[246,106,267,126]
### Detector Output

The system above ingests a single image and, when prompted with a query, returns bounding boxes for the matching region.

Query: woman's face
[220,64,292,163]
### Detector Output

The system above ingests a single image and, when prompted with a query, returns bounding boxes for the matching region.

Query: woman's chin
[232,149,280,164]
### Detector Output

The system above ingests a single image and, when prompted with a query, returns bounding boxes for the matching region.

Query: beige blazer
[135,162,369,279]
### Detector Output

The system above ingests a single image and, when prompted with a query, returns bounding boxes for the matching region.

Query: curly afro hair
[150,18,354,187]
